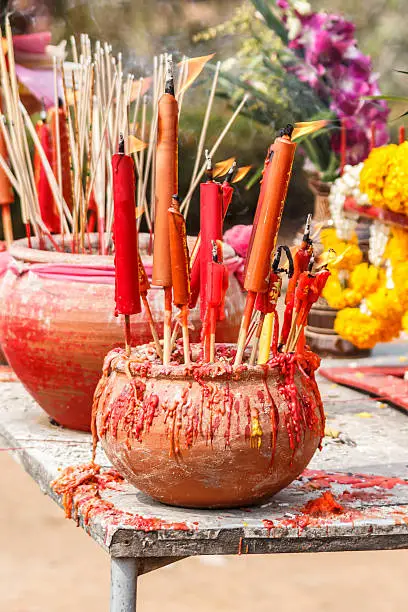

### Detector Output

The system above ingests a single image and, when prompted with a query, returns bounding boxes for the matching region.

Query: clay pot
[0,235,245,431]
[95,346,324,508]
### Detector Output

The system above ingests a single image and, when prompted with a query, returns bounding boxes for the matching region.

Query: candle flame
[232,165,252,183]
[177,53,215,97]
[213,157,236,178]
[292,120,329,141]
[127,135,148,154]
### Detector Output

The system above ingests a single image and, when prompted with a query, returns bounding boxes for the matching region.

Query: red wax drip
[112,154,141,316]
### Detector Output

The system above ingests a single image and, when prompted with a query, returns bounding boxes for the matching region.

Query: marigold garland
[360,143,408,214]
[321,225,407,348]
[334,309,382,350]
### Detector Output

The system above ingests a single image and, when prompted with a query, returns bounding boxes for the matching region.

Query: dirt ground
[1,452,408,611]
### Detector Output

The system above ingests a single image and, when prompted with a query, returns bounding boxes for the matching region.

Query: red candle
[280,218,313,347]
[112,145,141,316]
[244,131,297,295]
[168,196,190,308]
[34,119,60,234]
[189,175,234,311]
[200,179,223,319]
[152,62,178,288]
[244,147,273,276]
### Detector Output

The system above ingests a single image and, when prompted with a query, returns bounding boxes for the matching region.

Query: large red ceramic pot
[94,344,324,508]
[0,235,244,431]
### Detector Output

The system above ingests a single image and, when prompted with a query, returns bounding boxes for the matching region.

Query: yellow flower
[393,262,408,310]
[366,287,403,322]
[334,309,382,349]
[402,311,408,332]
[360,143,408,213]
[385,227,408,267]
[349,263,381,297]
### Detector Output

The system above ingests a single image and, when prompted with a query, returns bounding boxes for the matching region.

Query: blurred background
[2,2,408,610]
[2,0,408,237]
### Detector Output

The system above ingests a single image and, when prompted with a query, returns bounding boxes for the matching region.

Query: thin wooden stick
[124,314,131,357]
[184,60,220,218]
[181,305,191,366]
[53,57,64,240]
[180,94,249,213]
[249,312,265,366]
[141,294,163,360]
[163,286,172,365]
[1,204,13,245]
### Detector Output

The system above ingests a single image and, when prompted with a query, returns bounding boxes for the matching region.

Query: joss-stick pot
[94,343,325,509]
[0,234,245,431]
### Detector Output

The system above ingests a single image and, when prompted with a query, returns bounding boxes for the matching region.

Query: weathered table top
[1,369,408,559]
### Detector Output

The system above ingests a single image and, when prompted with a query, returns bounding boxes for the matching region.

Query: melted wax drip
[93,344,324,466]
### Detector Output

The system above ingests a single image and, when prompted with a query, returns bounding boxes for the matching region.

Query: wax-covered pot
[0,235,244,431]
[94,344,325,508]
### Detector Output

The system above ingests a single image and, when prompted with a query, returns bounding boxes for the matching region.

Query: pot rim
[108,345,308,382]
[9,233,237,268]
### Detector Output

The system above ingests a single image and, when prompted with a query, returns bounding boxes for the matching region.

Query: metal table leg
[110,557,138,612]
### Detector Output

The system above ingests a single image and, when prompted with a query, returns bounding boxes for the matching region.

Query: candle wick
[171,194,180,211]
[303,213,312,243]
[211,240,219,263]
[118,133,125,154]
[205,149,213,180]
[165,54,175,96]
[225,160,237,184]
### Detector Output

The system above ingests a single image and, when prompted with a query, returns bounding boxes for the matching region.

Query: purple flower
[279,5,390,166]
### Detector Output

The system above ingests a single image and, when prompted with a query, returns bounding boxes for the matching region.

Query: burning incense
[234,125,297,366]
[111,135,141,356]
[152,55,178,365]
[280,214,313,349]
[168,194,191,365]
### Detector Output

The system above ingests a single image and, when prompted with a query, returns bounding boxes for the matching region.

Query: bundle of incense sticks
[0,31,250,251]
[115,102,332,365]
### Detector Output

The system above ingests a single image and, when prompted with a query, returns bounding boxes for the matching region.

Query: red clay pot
[0,235,244,431]
[95,345,324,508]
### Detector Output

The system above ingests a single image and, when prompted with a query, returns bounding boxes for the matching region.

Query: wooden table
[1,371,408,611]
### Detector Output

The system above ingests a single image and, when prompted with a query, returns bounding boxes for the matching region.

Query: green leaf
[364,95,408,103]
[251,0,288,44]
[245,165,263,190]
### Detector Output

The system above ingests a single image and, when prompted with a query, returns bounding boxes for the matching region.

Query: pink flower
[223,225,253,259]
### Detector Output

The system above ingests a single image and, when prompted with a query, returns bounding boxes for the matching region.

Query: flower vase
[306,297,371,358]
[308,176,332,223]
